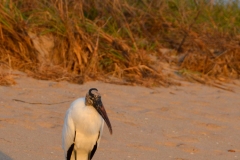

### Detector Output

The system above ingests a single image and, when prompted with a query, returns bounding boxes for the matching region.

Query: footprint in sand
[158,140,199,154]
[170,135,199,143]
[176,143,199,153]
[37,121,56,128]
[127,143,158,151]
[194,122,224,130]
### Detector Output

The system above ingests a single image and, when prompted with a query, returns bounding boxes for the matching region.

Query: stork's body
[62,88,112,160]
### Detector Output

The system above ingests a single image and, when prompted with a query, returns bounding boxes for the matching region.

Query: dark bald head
[89,88,98,97]
[86,88,100,106]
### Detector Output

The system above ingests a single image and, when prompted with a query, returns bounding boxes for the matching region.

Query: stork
[62,88,112,160]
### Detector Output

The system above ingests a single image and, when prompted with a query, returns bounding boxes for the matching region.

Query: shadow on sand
[0,151,12,160]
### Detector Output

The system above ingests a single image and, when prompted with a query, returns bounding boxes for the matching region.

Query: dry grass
[0,73,16,86]
[180,48,240,79]
[0,62,16,86]
[0,0,240,87]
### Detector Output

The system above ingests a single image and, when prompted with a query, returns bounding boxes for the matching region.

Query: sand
[0,72,239,160]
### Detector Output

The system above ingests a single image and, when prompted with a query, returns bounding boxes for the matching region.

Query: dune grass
[0,0,239,86]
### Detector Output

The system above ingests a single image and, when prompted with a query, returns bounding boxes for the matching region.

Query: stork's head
[86,88,113,134]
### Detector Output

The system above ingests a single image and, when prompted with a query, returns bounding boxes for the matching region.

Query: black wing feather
[89,142,98,160]
[89,131,100,160]
[67,143,75,160]
[67,131,76,160]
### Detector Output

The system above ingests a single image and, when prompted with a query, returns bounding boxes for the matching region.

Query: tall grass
[0,0,239,86]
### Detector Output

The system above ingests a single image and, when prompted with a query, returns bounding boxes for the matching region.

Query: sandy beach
[0,72,239,160]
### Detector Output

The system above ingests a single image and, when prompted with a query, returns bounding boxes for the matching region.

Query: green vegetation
[0,0,239,86]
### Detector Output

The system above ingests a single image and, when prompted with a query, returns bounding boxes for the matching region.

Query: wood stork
[62,88,112,160]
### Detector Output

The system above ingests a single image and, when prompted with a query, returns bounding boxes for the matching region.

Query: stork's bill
[87,88,113,134]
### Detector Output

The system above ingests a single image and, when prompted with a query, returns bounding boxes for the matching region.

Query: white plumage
[62,88,112,160]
